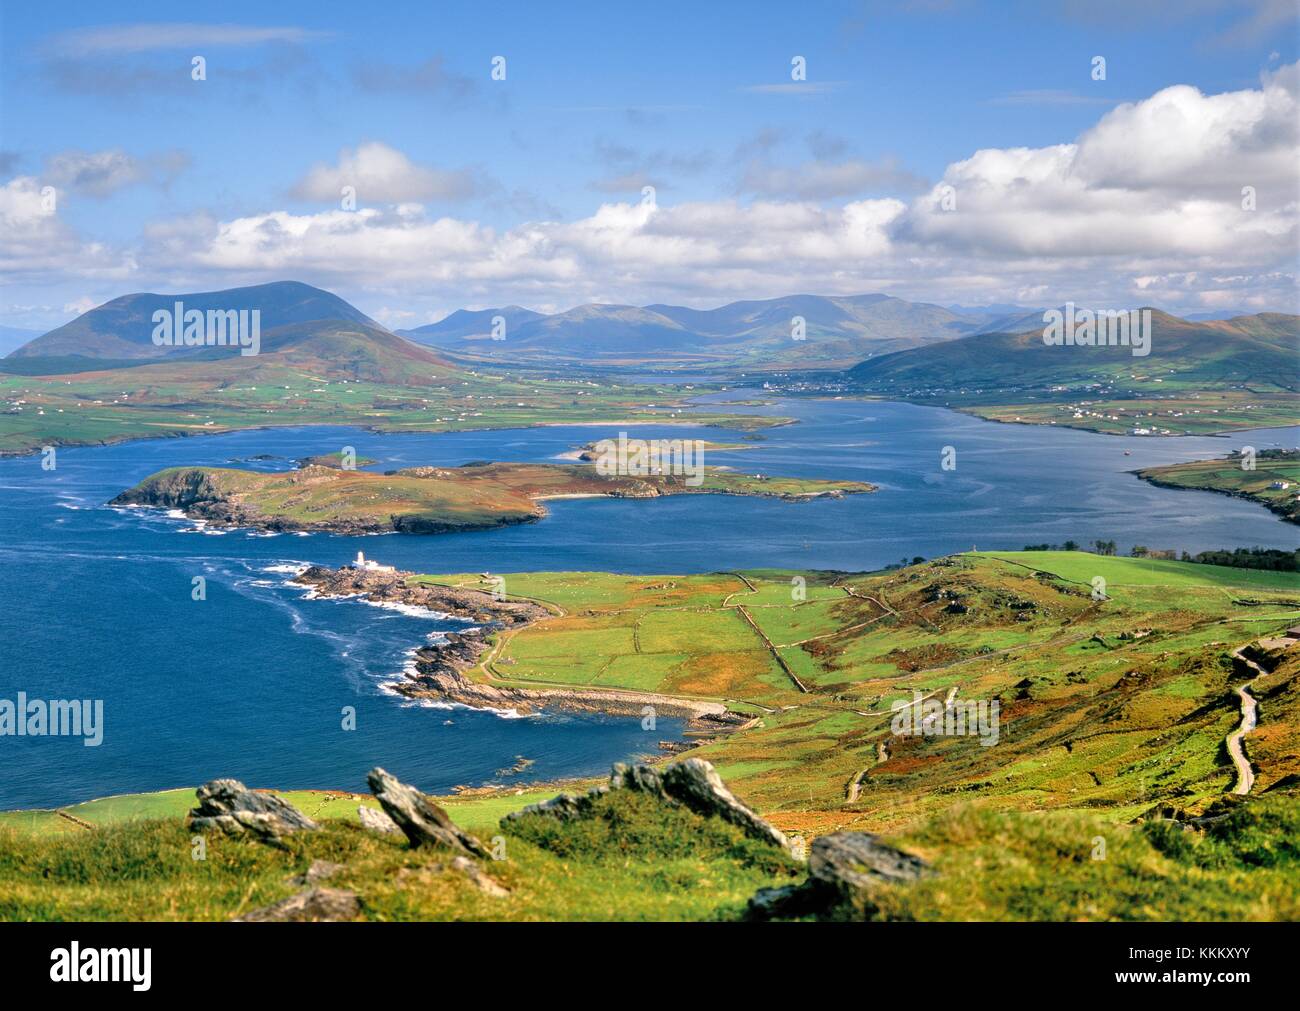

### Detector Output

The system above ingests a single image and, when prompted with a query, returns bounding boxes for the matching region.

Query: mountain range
[4,282,1294,396]
[400,293,1046,370]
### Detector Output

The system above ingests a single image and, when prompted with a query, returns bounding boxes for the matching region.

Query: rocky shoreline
[292,565,747,732]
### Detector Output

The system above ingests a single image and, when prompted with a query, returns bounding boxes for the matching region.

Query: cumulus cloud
[290,142,485,203]
[0,177,136,280]
[11,64,1300,313]
[898,65,1299,270]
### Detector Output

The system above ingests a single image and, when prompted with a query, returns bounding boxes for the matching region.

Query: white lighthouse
[352,550,395,573]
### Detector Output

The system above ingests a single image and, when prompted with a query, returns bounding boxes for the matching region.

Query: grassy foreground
[4,551,1298,920]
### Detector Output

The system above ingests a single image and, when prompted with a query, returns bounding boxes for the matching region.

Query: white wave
[377,679,533,719]
[360,597,452,620]
[261,562,311,575]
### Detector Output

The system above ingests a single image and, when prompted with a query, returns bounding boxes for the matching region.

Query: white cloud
[0,177,136,280]
[63,296,98,315]
[291,142,483,203]
[898,66,1298,276]
[47,23,327,57]
[11,65,1299,315]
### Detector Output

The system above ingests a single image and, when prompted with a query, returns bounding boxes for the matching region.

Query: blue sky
[1,0,1296,330]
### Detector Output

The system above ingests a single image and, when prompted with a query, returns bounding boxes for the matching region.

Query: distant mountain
[0,325,41,356]
[407,306,546,342]
[845,311,1300,392]
[401,293,1014,370]
[7,281,377,363]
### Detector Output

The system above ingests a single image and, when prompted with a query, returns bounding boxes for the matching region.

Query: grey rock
[746,831,932,920]
[505,758,789,853]
[236,887,361,922]
[291,859,345,886]
[188,779,318,843]
[357,804,401,835]
[657,758,790,852]
[810,831,930,890]
[450,855,510,897]
[367,767,489,857]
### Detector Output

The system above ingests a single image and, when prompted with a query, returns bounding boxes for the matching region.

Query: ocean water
[0,394,1295,809]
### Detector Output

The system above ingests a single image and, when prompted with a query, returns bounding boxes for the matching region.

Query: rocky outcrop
[188,779,318,843]
[504,758,791,852]
[236,887,361,922]
[367,767,490,857]
[746,831,932,920]
[294,565,546,627]
[357,804,401,835]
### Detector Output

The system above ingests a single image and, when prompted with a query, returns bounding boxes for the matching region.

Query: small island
[110,460,874,535]
[1136,449,1300,525]
[296,451,378,469]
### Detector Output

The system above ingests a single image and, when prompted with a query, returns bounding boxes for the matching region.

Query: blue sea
[0,393,1295,809]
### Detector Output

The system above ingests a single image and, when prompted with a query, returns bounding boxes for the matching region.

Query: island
[110,460,875,535]
[1136,449,1300,525]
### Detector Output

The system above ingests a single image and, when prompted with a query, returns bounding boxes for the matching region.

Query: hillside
[839,310,1300,435]
[3,551,1297,921]
[7,281,377,364]
[403,292,1012,370]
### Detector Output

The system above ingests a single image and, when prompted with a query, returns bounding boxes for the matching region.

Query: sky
[0,0,1297,332]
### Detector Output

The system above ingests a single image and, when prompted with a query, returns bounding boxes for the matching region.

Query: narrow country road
[1227,645,1267,795]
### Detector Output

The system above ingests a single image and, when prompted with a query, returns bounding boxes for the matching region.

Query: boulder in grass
[236,887,361,922]
[357,804,401,836]
[503,758,791,853]
[366,767,490,857]
[746,831,932,920]
[188,779,317,843]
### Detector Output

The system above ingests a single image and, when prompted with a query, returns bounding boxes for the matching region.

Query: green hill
[841,311,1299,435]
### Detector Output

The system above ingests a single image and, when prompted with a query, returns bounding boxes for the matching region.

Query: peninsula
[1136,449,1300,525]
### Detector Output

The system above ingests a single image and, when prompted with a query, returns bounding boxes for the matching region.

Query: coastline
[291,564,748,732]
[1133,469,1300,526]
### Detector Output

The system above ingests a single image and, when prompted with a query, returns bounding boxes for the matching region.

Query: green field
[0,350,785,457]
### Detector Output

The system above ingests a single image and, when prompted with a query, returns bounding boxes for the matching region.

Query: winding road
[1227,646,1267,795]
